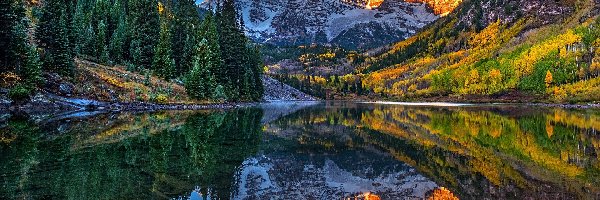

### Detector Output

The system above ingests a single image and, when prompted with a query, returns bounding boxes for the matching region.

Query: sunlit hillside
[270,0,600,103]
[359,0,599,102]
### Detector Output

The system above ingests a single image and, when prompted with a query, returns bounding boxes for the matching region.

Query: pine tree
[73,0,91,55]
[185,39,217,100]
[153,20,175,79]
[109,15,126,63]
[21,45,44,87]
[37,0,74,77]
[199,12,223,82]
[247,45,264,101]
[108,0,124,37]
[180,34,197,76]
[217,0,247,100]
[172,0,201,77]
[0,0,27,71]
[128,0,160,69]
[0,0,15,70]
[82,24,96,56]
[53,9,75,77]
[186,61,216,100]
[97,20,108,63]
[0,0,43,87]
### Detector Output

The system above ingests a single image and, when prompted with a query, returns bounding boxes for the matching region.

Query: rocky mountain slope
[200,0,439,49]
[262,76,317,101]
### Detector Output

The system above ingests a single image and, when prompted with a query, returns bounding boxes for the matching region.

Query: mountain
[269,0,600,103]
[359,0,600,102]
[200,0,440,49]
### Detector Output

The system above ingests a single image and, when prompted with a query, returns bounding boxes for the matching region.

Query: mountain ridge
[200,0,440,49]
[265,0,600,103]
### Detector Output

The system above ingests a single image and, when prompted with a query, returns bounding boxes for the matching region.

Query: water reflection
[0,109,263,200]
[269,103,600,199]
[0,102,599,199]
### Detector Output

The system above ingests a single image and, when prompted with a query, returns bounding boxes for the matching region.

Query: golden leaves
[515,30,581,78]
[427,187,459,200]
[545,70,553,88]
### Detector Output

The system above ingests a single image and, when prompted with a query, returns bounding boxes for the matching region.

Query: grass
[72,59,208,104]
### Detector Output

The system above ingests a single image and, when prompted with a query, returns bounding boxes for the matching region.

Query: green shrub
[8,85,32,103]
[154,94,168,104]
[213,85,227,101]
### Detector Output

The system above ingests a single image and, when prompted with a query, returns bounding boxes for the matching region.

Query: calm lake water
[1,102,599,199]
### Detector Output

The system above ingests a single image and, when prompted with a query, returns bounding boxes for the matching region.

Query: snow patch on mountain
[231,154,438,199]
[200,0,439,49]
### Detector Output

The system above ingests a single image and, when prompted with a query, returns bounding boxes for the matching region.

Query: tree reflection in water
[1,103,599,199]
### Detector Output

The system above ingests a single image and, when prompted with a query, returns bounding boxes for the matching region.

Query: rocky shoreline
[0,75,321,116]
[0,95,256,116]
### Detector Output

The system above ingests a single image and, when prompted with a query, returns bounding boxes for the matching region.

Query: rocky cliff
[200,0,439,49]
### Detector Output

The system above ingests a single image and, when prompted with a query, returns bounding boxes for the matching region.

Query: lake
[1,102,599,199]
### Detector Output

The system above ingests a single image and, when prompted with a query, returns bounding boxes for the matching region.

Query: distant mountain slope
[357,0,600,102]
[364,0,578,72]
[200,0,439,49]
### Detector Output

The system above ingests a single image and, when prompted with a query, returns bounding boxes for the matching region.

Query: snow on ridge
[231,154,438,199]
[199,0,439,47]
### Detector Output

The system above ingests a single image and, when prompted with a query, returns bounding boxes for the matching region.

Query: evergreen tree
[180,34,197,77]
[0,0,27,71]
[247,45,264,101]
[21,45,44,87]
[128,0,160,68]
[186,61,216,100]
[108,0,123,36]
[109,15,126,63]
[0,0,16,70]
[37,0,74,77]
[52,9,75,77]
[97,20,108,63]
[73,0,91,55]
[0,0,43,87]
[37,0,61,51]
[199,12,223,82]
[82,24,96,56]
[185,39,219,100]
[153,20,175,79]
[217,0,247,100]
[172,0,201,77]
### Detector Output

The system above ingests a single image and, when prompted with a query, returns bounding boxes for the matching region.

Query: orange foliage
[427,187,459,200]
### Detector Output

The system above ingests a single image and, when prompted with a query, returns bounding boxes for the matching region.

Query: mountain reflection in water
[1,102,599,199]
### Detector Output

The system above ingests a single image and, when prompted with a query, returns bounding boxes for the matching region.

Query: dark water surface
[1,102,599,199]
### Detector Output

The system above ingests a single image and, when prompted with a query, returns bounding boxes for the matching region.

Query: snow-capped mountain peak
[200,0,439,49]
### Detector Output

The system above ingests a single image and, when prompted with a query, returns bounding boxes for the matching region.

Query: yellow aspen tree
[545,70,553,87]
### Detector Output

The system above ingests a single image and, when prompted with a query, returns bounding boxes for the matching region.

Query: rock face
[200,0,439,49]
[261,76,317,101]
[450,0,574,28]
